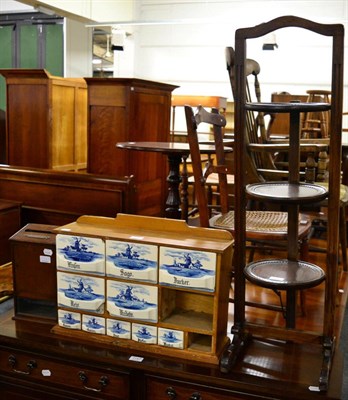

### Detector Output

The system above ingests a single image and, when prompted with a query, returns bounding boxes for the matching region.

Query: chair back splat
[185,105,229,227]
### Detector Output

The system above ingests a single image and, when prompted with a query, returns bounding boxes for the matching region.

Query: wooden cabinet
[85,78,178,216]
[0,69,87,171]
[0,304,343,400]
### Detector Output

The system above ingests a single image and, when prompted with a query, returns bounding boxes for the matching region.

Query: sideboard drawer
[146,376,259,400]
[0,348,129,399]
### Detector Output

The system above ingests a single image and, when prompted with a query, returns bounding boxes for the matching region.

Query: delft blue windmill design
[107,280,158,322]
[59,236,104,263]
[161,249,214,278]
[62,276,102,301]
[106,241,158,282]
[61,312,80,326]
[110,321,130,335]
[112,284,156,311]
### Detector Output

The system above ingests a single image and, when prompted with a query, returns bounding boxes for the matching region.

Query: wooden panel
[88,105,127,176]
[51,85,76,168]
[0,165,135,227]
[129,90,171,215]
[0,200,21,265]
[88,85,126,106]
[7,84,48,167]
[74,86,88,169]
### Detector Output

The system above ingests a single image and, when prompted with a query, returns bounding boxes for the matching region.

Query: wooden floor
[227,236,348,343]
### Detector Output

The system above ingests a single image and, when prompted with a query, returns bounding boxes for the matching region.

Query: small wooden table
[116,141,232,220]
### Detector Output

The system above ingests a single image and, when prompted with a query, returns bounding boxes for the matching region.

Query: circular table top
[244,259,325,290]
[245,102,331,113]
[116,141,232,155]
[246,182,328,204]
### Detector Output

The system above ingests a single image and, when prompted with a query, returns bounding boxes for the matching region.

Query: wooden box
[0,199,21,265]
[53,214,234,365]
[85,78,178,216]
[10,223,58,322]
[0,69,87,171]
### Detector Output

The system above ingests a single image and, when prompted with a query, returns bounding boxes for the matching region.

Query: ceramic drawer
[56,234,105,275]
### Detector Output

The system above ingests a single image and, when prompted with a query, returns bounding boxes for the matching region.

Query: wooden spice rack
[52,214,233,365]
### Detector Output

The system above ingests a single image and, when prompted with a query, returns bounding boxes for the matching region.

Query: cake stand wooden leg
[220,325,250,373]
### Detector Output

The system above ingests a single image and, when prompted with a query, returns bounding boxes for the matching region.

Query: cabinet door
[146,376,267,400]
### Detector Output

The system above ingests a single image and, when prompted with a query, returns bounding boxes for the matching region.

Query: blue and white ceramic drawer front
[106,280,158,322]
[56,234,105,275]
[106,318,131,339]
[158,328,184,349]
[58,309,81,330]
[159,246,216,291]
[57,271,105,313]
[106,240,158,283]
[82,314,106,335]
[132,323,157,344]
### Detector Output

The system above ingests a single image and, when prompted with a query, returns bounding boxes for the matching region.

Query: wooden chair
[185,104,312,315]
[226,46,348,272]
[301,90,331,138]
[186,143,234,219]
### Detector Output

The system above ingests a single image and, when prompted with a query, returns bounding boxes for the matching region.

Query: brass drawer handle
[165,387,202,400]
[78,371,109,392]
[165,386,177,399]
[8,354,37,375]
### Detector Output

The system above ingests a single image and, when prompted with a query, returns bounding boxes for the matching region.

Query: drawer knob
[189,393,202,400]
[165,387,177,399]
[8,355,37,375]
[78,371,109,392]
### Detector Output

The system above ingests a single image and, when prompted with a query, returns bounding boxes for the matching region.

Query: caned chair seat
[213,210,311,240]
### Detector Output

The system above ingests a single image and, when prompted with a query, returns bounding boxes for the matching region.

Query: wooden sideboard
[85,78,178,217]
[0,303,343,400]
[0,69,87,171]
